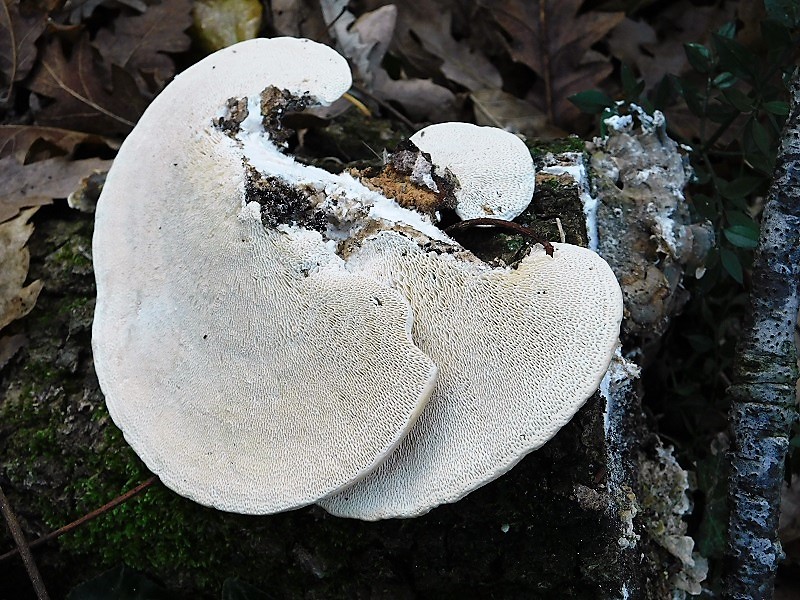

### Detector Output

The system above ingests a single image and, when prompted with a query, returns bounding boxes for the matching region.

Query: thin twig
[0,476,157,563]
[445,218,555,256]
[351,85,416,131]
[0,485,51,600]
[555,217,565,243]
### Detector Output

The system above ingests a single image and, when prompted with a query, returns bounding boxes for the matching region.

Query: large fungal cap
[92,38,438,515]
[319,235,623,520]
[410,122,535,221]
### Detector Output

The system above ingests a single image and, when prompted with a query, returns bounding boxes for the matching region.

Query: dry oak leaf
[93,0,193,92]
[470,88,566,138]
[484,0,623,125]
[320,0,397,88]
[193,0,263,53]
[0,0,47,103]
[268,0,329,40]
[0,208,43,332]
[27,36,149,136]
[0,332,26,370]
[321,0,458,122]
[0,125,115,162]
[0,155,112,223]
[61,0,146,25]
[409,10,502,92]
[607,1,737,90]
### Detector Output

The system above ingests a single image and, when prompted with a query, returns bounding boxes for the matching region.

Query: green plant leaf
[720,246,744,283]
[713,34,757,80]
[762,100,790,116]
[725,210,758,228]
[724,225,759,249]
[716,21,737,39]
[568,89,614,114]
[718,176,764,200]
[751,119,773,157]
[765,0,800,28]
[684,43,713,73]
[678,79,706,117]
[622,74,645,102]
[722,88,753,113]
[712,71,737,89]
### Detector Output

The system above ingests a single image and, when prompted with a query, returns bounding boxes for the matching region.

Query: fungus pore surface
[92,38,439,515]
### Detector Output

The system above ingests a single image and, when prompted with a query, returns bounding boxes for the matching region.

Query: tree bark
[724,69,800,598]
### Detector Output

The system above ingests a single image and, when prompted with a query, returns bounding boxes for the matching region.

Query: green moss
[526,136,586,157]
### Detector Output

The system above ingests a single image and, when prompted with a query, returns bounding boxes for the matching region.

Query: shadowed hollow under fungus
[91,37,623,519]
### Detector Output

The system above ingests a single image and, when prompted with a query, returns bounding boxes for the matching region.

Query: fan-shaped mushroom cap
[409,122,535,221]
[319,234,622,520]
[92,38,438,515]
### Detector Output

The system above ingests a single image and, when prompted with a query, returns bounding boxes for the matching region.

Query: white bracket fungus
[92,37,623,518]
[410,122,536,221]
[92,38,438,515]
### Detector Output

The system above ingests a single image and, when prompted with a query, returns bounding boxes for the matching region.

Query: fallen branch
[0,476,157,563]
[724,69,800,597]
[0,484,50,600]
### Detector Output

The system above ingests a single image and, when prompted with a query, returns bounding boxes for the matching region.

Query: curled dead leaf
[471,88,565,138]
[0,332,26,370]
[0,125,116,162]
[0,156,112,223]
[92,0,193,92]
[0,208,43,332]
[28,36,149,136]
[192,0,263,52]
[0,0,47,104]
[485,0,623,126]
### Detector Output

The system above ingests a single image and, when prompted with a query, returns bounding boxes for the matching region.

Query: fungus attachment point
[92,38,438,515]
[445,218,555,257]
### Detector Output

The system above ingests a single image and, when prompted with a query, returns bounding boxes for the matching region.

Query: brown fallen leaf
[470,88,565,138]
[484,0,624,126]
[0,332,26,370]
[320,1,398,88]
[405,11,502,92]
[321,0,458,123]
[27,36,149,136]
[0,208,43,332]
[0,0,47,104]
[93,0,193,92]
[267,0,328,40]
[61,0,146,25]
[193,0,263,53]
[0,125,116,162]
[375,74,458,123]
[0,156,112,223]
[607,1,737,90]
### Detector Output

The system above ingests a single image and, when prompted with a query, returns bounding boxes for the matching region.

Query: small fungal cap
[410,122,535,221]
